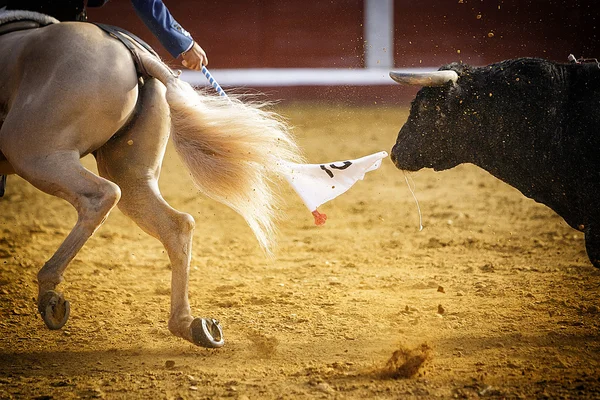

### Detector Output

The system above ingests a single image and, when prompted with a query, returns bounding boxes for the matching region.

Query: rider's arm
[130,0,207,68]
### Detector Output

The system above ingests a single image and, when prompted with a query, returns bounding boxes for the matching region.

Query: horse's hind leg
[5,150,121,329]
[95,79,223,348]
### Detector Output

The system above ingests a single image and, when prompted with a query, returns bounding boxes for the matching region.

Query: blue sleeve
[130,0,194,58]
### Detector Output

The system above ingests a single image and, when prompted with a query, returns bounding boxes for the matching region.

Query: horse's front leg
[95,78,223,348]
[2,150,121,330]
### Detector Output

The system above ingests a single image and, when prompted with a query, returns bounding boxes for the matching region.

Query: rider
[3,0,208,70]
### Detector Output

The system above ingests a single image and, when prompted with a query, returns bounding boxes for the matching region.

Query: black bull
[390,57,600,268]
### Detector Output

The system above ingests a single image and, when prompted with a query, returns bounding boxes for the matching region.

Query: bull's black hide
[391,57,600,267]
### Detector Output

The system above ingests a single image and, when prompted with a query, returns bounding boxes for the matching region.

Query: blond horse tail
[138,53,303,253]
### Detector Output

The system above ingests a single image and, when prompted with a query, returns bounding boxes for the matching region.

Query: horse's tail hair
[138,53,303,253]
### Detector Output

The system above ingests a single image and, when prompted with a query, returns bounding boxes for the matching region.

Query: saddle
[0,10,59,34]
[0,10,162,197]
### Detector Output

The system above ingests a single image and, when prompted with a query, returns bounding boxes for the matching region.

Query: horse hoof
[38,290,70,330]
[190,318,224,348]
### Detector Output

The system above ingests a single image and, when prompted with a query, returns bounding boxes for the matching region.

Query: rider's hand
[180,42,208,71]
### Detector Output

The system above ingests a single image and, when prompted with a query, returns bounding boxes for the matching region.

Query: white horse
[0,11,301,348]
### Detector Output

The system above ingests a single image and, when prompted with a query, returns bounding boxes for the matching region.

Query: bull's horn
[389,70,459,87]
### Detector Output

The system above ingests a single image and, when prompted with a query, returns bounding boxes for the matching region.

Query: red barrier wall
[88,1,598,69]
[87,0,365,68]
[393,0,598,68]
[87,1,598,104]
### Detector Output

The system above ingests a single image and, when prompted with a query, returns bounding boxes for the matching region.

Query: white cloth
[282,151,388,212]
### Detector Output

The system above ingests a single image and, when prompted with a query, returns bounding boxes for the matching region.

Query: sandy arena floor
[1,105,599,399]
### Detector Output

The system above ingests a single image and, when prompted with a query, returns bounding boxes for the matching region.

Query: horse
[0,10,302,348]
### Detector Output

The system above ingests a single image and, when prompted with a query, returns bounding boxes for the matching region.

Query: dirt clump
[380,343,432,379]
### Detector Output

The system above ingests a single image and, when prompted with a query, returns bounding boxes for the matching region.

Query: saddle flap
[91,23,160,78]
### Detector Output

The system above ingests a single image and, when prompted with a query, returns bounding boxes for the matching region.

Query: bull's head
[390,64,474,172]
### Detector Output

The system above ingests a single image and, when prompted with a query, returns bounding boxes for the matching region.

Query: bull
[389,57,600,268]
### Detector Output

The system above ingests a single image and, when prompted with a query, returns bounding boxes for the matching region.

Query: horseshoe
[190,318,224,348]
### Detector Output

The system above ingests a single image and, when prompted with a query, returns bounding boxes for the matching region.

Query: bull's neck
[471,130,579,229]
[476,148,553,200]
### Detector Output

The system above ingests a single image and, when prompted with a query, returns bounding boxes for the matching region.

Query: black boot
[0,175,6,197]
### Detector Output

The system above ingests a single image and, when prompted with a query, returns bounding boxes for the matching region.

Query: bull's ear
[389,70,458,87]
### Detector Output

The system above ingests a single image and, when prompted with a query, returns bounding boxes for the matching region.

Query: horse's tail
[138,54,303,253]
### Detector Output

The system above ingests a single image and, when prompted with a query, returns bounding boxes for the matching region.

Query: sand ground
[1,105,599,399]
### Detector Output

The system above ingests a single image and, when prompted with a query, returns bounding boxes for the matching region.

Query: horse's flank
[0,22,139,171]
